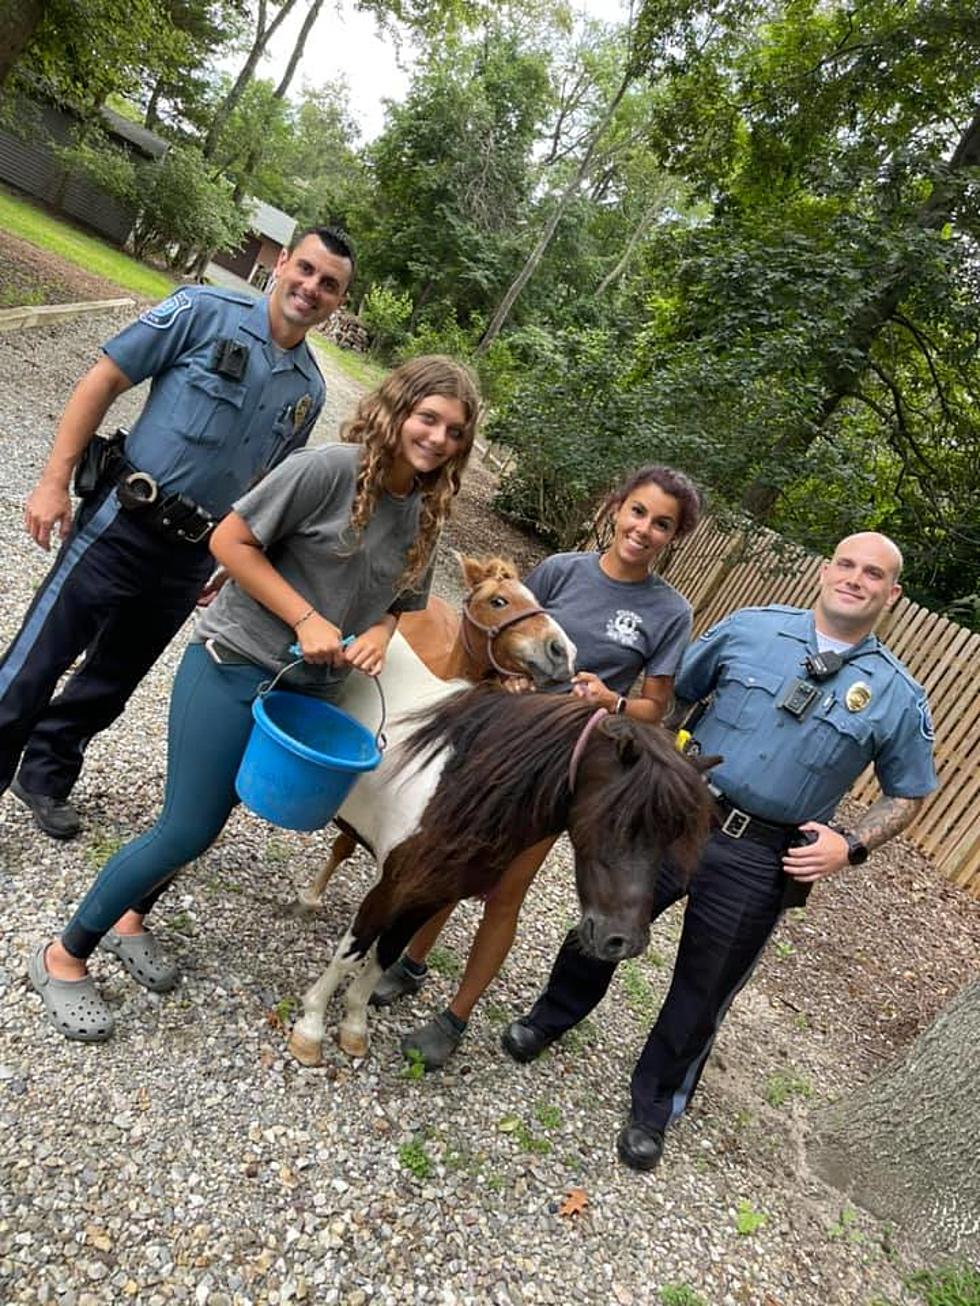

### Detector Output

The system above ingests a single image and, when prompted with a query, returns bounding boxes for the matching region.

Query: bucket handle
[257,635,388,753]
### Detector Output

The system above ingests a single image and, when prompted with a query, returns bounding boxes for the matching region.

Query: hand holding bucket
[235,635,386,832]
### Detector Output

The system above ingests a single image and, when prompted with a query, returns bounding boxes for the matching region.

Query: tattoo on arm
[853,796,923,850]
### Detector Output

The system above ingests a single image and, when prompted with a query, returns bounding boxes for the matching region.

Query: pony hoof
[287,1030,323,1066]
[338,1026,369,1059]
[286,893,320,920]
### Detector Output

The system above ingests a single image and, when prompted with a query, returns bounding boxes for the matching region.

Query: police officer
[501,532,938,1172]
[0,227,354,839]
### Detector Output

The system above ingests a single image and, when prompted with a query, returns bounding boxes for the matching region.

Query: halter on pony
[460,592,547,678]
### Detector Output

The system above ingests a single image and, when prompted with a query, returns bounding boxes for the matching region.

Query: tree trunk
[475,68,634,355]
[808,978,980,1262]
[193,0,325,279]
[741,106,980,519]
[0,0,44,87]
[596,201,661,297]
[201,0,304,160]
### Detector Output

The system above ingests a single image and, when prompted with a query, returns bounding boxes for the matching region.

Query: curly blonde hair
[341,355,482,589]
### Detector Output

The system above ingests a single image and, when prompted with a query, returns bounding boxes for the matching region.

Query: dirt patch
[0,228,142,308]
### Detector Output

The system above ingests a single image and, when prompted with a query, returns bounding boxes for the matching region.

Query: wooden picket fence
[609,515,980,898]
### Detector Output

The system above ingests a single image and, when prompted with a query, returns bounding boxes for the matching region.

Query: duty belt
[709,786,800,851]
[115,466,219,545]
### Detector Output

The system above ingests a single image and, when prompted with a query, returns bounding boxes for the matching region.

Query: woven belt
[711,790,800,850]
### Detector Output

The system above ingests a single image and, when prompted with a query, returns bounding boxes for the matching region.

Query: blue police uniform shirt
[103,287,326,517]
[675,604,938,825]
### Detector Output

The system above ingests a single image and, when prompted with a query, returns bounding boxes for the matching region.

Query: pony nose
[547,636,571,673]
[597,932,632,962]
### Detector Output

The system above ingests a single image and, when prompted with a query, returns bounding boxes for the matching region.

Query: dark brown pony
[288,685,714,1065]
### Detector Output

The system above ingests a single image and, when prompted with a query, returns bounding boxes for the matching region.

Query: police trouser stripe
[0,490,121,699]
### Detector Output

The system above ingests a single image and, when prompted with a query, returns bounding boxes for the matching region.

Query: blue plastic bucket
[236,690,382,832]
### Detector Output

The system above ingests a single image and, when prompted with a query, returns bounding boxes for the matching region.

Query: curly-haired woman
[29,355,482,1042]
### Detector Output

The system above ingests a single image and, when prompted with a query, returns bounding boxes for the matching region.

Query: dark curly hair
[602,465,703,539]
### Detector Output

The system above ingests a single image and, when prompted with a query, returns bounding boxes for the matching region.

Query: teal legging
[61,643,323,959]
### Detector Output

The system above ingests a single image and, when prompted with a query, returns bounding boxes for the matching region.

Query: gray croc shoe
[28,942,114,1043]
[400,1011,466,1071]
[100,928,180,993]
[369,956,428,1008]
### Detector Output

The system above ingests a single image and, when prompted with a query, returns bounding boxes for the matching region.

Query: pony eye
[489,595,509,609]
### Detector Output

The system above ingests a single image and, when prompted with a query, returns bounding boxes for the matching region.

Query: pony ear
[459,554,518,588]
[458,553,485,589]
[611,715,648,762]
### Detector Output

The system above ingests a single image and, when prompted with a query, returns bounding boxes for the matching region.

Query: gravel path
[1,309,976,1306]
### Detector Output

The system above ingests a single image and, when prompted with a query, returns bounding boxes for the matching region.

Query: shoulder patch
[917,695,935,742]
[139,290,194,331]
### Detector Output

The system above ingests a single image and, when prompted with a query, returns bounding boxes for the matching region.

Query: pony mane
[394,685,713,892]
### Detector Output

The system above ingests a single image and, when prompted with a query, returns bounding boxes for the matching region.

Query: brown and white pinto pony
[294,554,575,913]
[287,686,715,1066]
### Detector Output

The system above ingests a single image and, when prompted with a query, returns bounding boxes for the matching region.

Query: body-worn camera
[210,338,249,381]
[777,677,820,719]
[802,650,844,681]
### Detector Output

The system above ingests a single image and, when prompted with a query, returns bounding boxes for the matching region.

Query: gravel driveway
[0,309,966,1306]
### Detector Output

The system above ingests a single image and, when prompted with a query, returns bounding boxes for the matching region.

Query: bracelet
[293,607,315,631]
[614,695,628,715]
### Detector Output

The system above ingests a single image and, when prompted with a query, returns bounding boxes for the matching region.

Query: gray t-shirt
[526,552,692,695]
[195,443,433,693]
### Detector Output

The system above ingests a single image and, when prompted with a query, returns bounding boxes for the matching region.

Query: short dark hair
[289,225,356,284]
[603,464,704,539]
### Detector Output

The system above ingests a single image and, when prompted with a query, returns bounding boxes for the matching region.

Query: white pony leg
[338,945,382,1059]
[287,926,362,1066]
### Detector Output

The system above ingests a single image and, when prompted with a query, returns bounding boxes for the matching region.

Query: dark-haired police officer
[0,227,354,839]
[502,532,938,1171]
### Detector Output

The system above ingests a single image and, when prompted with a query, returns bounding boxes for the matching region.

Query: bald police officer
[502,533,938,1171]
[0,227,354,839]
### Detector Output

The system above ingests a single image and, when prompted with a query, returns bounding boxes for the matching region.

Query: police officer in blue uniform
[0,227,354,839]
[502,533,938,1171]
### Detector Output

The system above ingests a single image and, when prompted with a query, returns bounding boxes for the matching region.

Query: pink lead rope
[568,707,609,792]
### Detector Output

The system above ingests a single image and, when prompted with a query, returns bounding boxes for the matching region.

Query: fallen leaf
[496,1115,521,1133]
[558,1187,588,1217]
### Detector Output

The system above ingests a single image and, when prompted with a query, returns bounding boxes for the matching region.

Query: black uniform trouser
[0,488,212,799]
[525,830,794,1133]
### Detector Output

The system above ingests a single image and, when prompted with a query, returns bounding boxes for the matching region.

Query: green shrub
[360,282,414,356]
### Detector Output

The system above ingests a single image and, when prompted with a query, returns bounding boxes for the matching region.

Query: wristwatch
[840,830,869,866]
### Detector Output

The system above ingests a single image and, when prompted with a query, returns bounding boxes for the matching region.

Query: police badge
[845,681,872,712]
[293,394,312,432]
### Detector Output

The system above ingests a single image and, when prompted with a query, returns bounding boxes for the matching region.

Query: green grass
[908,1267,980,1306]
[734,1199,768,1236]
[310,335,385,389]
[0,187,174,300]
[426,945,461,978]
[398,1135,433,1180]
[660,1287,707,1306]
[764,1067,812,1107]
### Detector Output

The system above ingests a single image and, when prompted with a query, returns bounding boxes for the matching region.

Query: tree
[0,0,44,88]
[808,979,980,1262]
[355,22,552,329]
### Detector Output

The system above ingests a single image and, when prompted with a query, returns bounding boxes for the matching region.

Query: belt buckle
[176,514,214,545]
[721,806,750,839]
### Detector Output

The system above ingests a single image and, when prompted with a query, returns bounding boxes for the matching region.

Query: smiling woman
[28,353,483,1044]
[380,462,706,1072]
